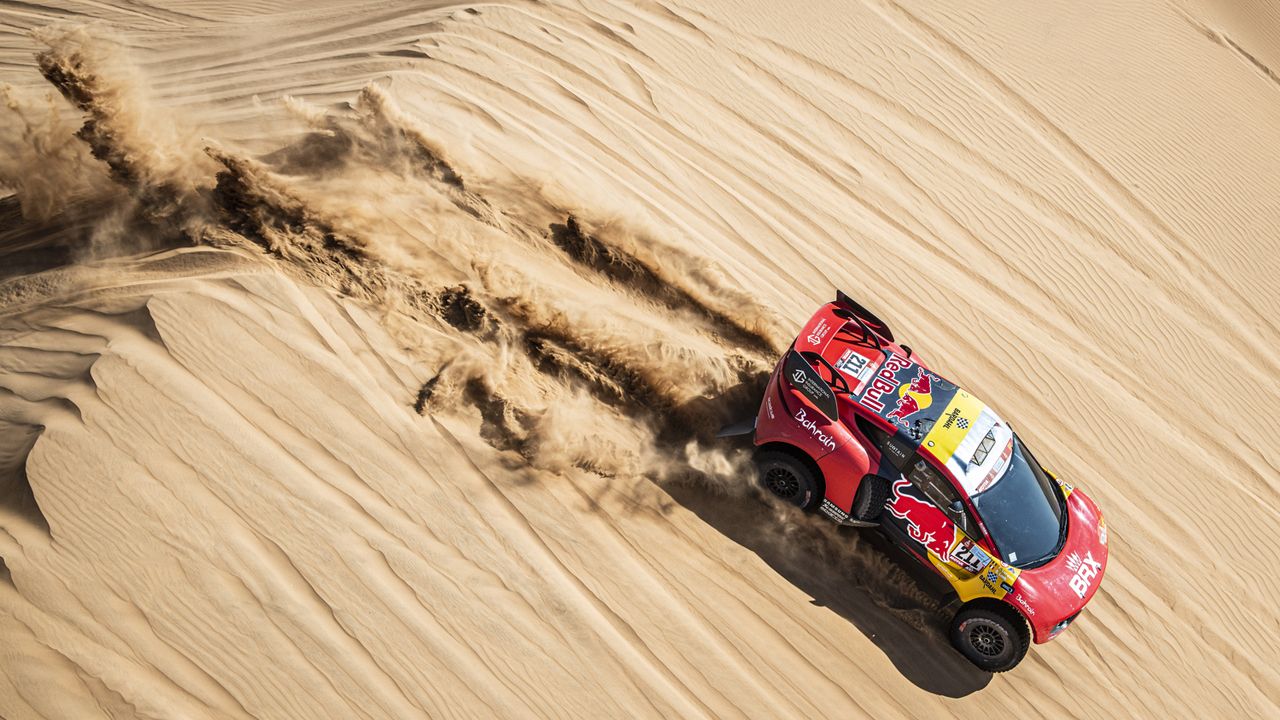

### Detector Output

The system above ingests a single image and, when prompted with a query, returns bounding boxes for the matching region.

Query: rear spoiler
[834,290,894,342]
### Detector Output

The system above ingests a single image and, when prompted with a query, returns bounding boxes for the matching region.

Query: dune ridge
[2,1,1279,718]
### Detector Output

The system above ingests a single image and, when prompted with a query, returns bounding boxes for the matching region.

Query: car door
[880,454,959,562]
[855,416,981,562]
[862,434,1014,597]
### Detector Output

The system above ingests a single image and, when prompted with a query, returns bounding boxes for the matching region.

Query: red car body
[750,294,1107,658]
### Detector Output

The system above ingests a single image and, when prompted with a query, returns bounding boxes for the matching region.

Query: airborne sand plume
[10,24,783,468]
[2,1,1280,718]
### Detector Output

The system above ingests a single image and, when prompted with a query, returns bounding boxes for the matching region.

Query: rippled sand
[1,1,1277,717]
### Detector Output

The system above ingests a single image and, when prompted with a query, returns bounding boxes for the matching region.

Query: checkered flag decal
[956,417,970,430]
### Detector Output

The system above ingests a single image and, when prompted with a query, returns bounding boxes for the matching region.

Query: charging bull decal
[859,356,958,430]
[886,478,954,561]
[886,369,933,427]
[887,478,1023,604]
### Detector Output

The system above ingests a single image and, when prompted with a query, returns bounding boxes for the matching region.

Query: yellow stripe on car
[920,390,985,465]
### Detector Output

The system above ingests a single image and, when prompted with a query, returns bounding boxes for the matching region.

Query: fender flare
[959,596,1032,638]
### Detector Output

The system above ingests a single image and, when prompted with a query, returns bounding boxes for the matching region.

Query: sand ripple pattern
[1,1,1278,718]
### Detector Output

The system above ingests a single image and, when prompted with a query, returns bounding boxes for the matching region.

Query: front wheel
[754,450,821,512]
[949,603,1030,672]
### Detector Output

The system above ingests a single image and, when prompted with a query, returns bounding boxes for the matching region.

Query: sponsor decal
[979,571,999,593]
[794,408,838,451]
[834,348,878,392]
[921,389,988,468]
[886,478,954,560]
[885,369,934,427]
[820,499,848,523]
[806,318,832,346]
[880,438,910,469]
[835,349,868,375]
[784,351,838,420]
[1014,592,1036,616]
[949,537,991,574]
[1065,551,1103,599]
[859,352,912,412]
[765,395,775,420]
[974,563,1018,596]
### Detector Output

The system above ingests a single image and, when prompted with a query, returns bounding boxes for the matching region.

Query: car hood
[1005,486,1108,642]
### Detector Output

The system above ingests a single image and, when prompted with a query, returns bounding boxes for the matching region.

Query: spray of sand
[3,23,935,620]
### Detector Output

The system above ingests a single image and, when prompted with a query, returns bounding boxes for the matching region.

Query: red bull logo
[885,370,933,426]
[860,352,912,412]
[887,478,954,561]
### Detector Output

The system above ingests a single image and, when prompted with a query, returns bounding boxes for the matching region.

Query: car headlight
[1049,611,1081,637]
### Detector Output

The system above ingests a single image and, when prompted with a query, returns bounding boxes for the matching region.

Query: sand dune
[1,1,1278,718]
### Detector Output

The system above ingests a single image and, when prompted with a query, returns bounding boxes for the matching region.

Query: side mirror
[948,499,981,539]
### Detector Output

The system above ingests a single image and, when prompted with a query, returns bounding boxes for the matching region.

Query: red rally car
[736,292,1108,672]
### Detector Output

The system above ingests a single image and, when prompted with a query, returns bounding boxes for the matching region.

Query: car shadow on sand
[663,479,993,696]
[660,379,993,697]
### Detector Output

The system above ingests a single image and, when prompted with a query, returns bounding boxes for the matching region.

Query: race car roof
[855,352,1015,497]
[793,305,1015,498]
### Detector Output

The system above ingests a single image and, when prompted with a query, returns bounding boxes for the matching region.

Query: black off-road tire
[949,602,1031,673]
[754,450,821,512]
[850,474,889,522]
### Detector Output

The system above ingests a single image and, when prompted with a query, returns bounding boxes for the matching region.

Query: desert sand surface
[1,0,1278,718]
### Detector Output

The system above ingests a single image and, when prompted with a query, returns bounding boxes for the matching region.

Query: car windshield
[970,435,1066,568]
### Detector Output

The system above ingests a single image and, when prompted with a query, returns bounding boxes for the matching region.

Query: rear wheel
[850,474,889,522]
[949,603,1030,672]
[755,450,821,512]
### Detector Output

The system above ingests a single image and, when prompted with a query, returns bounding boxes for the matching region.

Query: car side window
[906,456,982,539]
[906,457,956,506]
